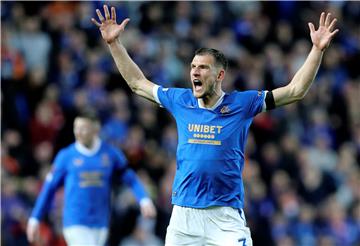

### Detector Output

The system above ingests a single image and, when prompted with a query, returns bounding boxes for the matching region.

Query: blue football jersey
[31,141,148,227]
[156,87,265,209]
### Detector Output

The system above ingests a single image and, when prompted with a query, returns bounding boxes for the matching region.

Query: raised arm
[92,5,156,102]
[272,12,339,107]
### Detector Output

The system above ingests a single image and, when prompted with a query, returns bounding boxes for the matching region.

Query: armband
[265,91,276,110]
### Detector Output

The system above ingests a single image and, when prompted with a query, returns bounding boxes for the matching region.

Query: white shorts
[165,205,252,246]
[63,225,108,246]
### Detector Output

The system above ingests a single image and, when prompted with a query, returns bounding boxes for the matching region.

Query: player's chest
[177,103,243,126]
[177,106,246,141]
[68,153,113,176]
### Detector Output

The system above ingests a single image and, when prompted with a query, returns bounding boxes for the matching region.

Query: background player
[27,110,156,246]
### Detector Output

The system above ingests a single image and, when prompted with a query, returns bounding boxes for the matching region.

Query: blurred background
[1,1,360,246]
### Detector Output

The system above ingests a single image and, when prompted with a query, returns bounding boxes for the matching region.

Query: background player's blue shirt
[156,87,265,209]
[31,140,148,228]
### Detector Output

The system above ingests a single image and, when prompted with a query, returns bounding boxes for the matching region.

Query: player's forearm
[31,171,64,220]
[288,45,324,100]
[122,169,148,202]
[273,46,324,107]
[108,39,147,93]
[31,184,56,220]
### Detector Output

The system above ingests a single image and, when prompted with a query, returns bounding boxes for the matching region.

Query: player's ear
[217,69,225,81]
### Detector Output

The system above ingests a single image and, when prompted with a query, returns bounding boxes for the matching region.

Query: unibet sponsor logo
[188,124,223,145]
[79,171,104,187]
[188,124,222,134]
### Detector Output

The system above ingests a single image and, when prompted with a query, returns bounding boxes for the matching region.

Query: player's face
[73,117,99,147]
[190,54,221,99]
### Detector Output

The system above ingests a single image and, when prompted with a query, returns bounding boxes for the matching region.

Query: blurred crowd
[1,1,360,246]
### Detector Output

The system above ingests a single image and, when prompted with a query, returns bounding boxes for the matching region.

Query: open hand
[91,5,129,44]
[308,12,339,51]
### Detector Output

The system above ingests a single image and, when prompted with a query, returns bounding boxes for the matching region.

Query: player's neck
[199,90,225,109]
[83,142,94,149]
[75,137,101,156]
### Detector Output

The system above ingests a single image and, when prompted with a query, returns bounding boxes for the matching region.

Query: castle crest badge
[220,106,230,114]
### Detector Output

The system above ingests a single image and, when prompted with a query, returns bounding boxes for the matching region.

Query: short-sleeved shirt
[154,86,265,209]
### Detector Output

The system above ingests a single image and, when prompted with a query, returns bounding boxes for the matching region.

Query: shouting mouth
[193,79,203,92]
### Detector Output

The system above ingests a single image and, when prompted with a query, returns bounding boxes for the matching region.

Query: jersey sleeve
[30,150,67,220]
[112,148,148,202]
[121,169,148,202]
[153,85,179,113]
[241,90,266,118]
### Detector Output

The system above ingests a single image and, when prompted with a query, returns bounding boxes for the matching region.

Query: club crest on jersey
[73,158,84,167]
[101,154,110,166]
[220,105,230,114]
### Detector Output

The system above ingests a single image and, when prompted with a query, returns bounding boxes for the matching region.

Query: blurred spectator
[291,204,316,246]
[123,125,147,170]
[1,22,26,81]
[120,217,163,246]
[297,156,337,205]
[1,177,31,246]
[10,15,51,71]
[29,99,63,147]
[1,142,21,175]
[320,197,359,245]
[101,89,131,148]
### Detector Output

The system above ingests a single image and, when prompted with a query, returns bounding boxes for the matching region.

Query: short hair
[195,48,228,71]
[77,109,100,123]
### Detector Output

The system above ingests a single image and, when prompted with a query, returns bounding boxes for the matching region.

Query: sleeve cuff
[140,197,152,207]
[28,218,40,227]
[152,85,161,105]
[262,90,268,112]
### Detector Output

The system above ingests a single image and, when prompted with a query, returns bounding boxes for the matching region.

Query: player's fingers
[328,18,337,32]
[34,229,40,242]
[330,29,339,38]
[27,226,35,243]
[325,13,331,26]
[103,5,110,20]
[120,18,130,30]
[91,18,102,27]
[308,22,315,33]
[27,232,33,243]
[319,12,325,27]
[96,9,105,22]
[111,7,116,21]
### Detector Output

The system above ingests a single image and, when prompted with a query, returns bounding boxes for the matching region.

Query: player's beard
[195,81,218,104]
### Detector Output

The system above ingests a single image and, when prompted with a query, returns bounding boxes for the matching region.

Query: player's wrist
[312,44,325,53]
[107,36,122,46]
[28,218,40,227]
[107,39,117,46]
[140,197,153,207]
